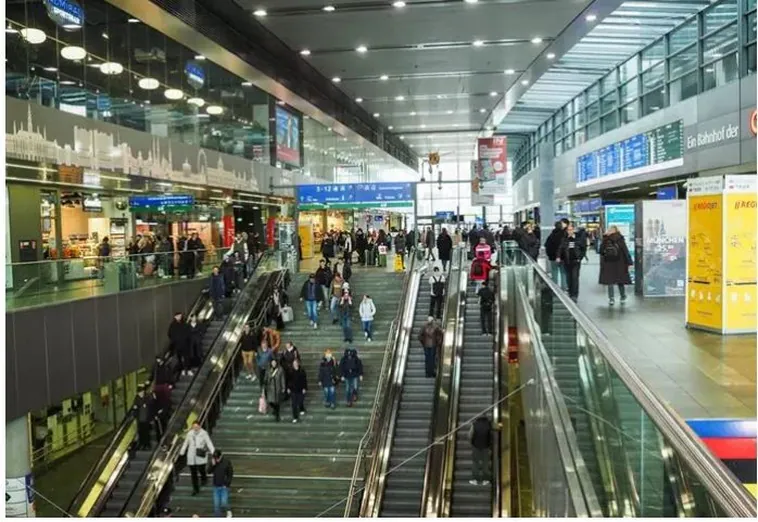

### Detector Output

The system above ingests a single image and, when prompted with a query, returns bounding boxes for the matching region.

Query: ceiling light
[395,95,405,101]
[195,55,206,60]
[489,91,497,97]
[332,76,341,83]
[138,77,160,90]
[447,110,453,114]
[6,25,18,34]
[479,108,486,113]
[586,13,597,22]
[164,88,184,100]
[531,37,543,44]
[521,79,529,86]
[388,125,394,130]
[473,40,484,47]
[20,28,46,44]
[102,32,109,39]
[420,124,427,129]
[128,18,140,23]
[356,45,368,53]
[464,0,479,3]
[100,62,124,75]
[400,135,405,140]
[355,97,363,103]
[410,111,417,116]
[380,74,389,80]
[373,113,380,117]
[206,105,224,115]
[409,144,415,148]
[300,49,311,56]
[43,66,58,72]
[60,80,76,85]
[253,9,267,17]
[187,97,205,107]
[504,68,515,75]
[547,52,555,59]
[393,1,406,7]
[61,45,86,61]
[62,23,81,30]
[323,5,335,11]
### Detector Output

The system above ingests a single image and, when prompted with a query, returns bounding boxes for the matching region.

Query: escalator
[68,253,276,518]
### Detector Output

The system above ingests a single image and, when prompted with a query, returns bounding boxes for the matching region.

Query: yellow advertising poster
[298,224,314,259]
[724,192,757,331]
[686,194,723,331]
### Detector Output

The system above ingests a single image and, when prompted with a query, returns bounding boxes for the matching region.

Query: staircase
[379,274,443,517]
[171,269,404,517]
[450,282,495,517]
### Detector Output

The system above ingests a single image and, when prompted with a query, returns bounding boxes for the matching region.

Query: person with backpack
[470,257,492,293]
[418,316,444,378]
[474,236,492,262]
[255,341,273,392]
[339,347,364,407]
[359,294,377,342]
[330,273,345,325]
[544,219,569,291]
[240,323,258,381]
[208,266,226,317]
[429,267,446,320]
[261,322,281,353]
[469,416,493,486]
[210,450,233,517]
[424,226,436,261]
[477,280,496,336]
[558,222,587,302]
[133,385,154,450]
[318,350,338,409]
[394,231,407,270]
[599,225,633,306]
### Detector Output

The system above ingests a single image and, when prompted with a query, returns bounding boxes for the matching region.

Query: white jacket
[359,299,376,321]
[180,428,215,466]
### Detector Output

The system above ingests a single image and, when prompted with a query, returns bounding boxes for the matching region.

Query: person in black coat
[186,314,205,370]
[287,359,308,422]
[599,226,633,305]
[209,266,226,317]
[210,450,234,517]
[469,416,493,485]
[168,312,189,359]
[558,223,587,302]
[436,228,454,271]
[544,220,568,290]
[520,224,541,260]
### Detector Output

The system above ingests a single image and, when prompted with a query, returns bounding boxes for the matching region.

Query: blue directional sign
[576,153,597,183]
[128,194,194,211]
[297,182,413,209]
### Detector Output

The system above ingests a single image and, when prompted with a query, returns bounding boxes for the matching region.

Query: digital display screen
[275,106,301,167]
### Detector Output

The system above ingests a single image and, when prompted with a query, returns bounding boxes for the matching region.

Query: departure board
[576,120,683,186]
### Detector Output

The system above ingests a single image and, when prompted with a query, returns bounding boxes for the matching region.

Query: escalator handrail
[132,267,285,517]
[92,252,274,517]
[359,256,426,517]
[67,288,211,517]
[421,247,466,516]
[343,248,418,517]
[506,245,757,518]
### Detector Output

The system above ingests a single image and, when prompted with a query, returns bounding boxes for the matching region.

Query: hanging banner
[266,217,276,248]
[476,137,507,196]
[222,215,235,248]
[604,204,637,283]
[640,200,686,297]
[724,176,757,331]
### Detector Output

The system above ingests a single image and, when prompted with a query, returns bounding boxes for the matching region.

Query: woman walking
[263,359,286,422]
[599,225,633,306]
[359,294,377,342]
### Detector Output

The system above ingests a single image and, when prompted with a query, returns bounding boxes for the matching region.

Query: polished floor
[575,254,756,420]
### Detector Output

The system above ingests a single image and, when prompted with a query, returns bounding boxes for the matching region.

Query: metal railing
[504,243,757,518]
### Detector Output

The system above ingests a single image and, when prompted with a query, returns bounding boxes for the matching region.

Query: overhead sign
[573,197,602,214]
[184,61,205,89]
[435,211,455,221]
[656,185,677,200]
[576,121,684,187]
[128,194,194,211]
[44,0,84,29]
[297,182,413,209]
[476,137,507,195]
[685,114,740,151]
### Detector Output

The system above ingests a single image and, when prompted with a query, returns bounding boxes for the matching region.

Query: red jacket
[470,259,491,282]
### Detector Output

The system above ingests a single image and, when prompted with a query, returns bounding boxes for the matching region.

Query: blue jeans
[322,385,336,406]
[213,486,229,517]
[362,320,373,338]
[550,260,566,290]
[345,376,359,403]
[305,300,318,323]
[424,346,437,377]
[330,297,340,321]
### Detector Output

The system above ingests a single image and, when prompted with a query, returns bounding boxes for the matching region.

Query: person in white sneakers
[359,294,377,342]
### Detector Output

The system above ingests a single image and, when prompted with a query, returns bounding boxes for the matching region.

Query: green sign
[648,120,683,164]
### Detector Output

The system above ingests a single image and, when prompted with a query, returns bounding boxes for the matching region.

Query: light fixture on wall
[100,62,124,75]
[21,28,46,44]
[164,88,184,100]
[138,77,160,90]
[206,105,224,115]
[61,46,87,61]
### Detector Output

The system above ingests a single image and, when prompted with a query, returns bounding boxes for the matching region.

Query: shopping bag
[281,305,294,323]
[258,394,268,414]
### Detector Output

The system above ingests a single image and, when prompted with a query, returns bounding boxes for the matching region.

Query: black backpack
[604,240,620,261]
[432,276,445,297]
[472,260,484,277]
[480,289,494,308]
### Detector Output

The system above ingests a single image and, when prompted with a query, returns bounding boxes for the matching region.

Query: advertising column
[637,200,687,297]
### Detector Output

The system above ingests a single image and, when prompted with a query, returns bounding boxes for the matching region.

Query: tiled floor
[576,254,756,420]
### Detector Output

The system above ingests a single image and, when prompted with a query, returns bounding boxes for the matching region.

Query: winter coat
[240,332,257,353]
[261,327,281,351]
[288,367,308,393]
[264,366,286,405]
[256,349,273,370]
[558,234,587,266]
[300,280,319,301]
[180,428,215,466]
[209,273,226,300]
[544,226,566,261]
[470,418,492,450]
[477,286,496,309]
[280,346,300,373]
[598,232,633,285]
[318,358,338,387]
[322,238,335,258]
[168,320,189,352]
[359,298,377,321]
[315,267,331,286]
[424,230,435,249]
[340,297,353,318]
[394,234,407,252]
[520,233,540,260]
[340,349,364,379]
[418,322,443,348]
[436,233,453,261]
[470,259,491,282]
[211,457,234,487]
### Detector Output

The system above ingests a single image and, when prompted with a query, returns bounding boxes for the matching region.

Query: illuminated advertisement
[275,106,301,166]
[638,200,686,297]
[476,137,507,195]
[604,204,636,283]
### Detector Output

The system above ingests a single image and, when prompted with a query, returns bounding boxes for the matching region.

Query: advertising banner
[724,176,757,331]
[6,475,34,517]
[476,137,507,195]
[640,200,686,297]
[686,193,723,331]
[222,215,235,248]
[298,224,314,259]
[604,204,636,283]
[275,106,301,166]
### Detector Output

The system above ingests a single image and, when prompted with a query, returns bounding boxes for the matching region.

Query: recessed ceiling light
[300,49,311,56]
[332,76,341,83]
[253,9,267,17]
[5,25,18,34]
[380,74,389,80]
[138,77,160,90]
[101,32,109,39]
[195,55,206,60]
[323,5,335,11]
[392,1,406,7]
[400,135,405,140]
[187,97,205,107]
[409,144,415,148]
[464,0,479,3]
[100,62,124,75]
[531,37,543,44]
[489,91,497,97]
[20,28,46,44]
[586,13,597,22]
[356,45,368,53]
[521,79,529,86]
[206,105,224,115]
[395,95,405,101]
[60,80,76,85]
[479,108,486,113]
[128,18,140,23]
[420,124,427,128]
[61,46,87,61]
[373,112,380,117]
[388,125,394,130]
[547,52,556,59]
[43,66,58,72]
[241,81,253,87]
[410,111,417,116]
[473,40,484,47]
[164,88,184,100]
[504,68,515,75]
[355,97,363,103]
[447,110,453,114]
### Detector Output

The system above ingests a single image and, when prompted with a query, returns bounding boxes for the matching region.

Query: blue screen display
[354,182,412,203]
[297,184,355,205]
[129,194,194,208]
[656,186,677,200]
[622,133,648,171]
[598,144,621,177]
[576,153,596,182]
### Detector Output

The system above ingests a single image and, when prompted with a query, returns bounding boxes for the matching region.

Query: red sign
[266,217,276,247]
[222,215,235,248]
[476,137,507,195]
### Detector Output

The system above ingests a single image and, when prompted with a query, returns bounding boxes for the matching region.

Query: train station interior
[3,0,757,518]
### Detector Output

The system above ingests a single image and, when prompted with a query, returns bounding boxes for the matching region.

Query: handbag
[258,394,268,414]
[195,447,207,459]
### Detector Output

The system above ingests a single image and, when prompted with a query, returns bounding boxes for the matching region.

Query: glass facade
[513,0,755,182]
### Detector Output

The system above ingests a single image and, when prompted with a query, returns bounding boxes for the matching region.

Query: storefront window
[670,70,700,103]
[702,53,740,90]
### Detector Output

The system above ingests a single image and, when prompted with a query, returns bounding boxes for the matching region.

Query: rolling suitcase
[281,306,294,323]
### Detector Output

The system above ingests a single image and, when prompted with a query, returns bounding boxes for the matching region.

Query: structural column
[538,142,556,236]
[6,415,35,517]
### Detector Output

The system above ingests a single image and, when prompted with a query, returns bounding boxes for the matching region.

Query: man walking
[299,273,320,329]
[476,280,496,336]
[428,267,446,320]
[208,266,226,317]
[469,416,493,486]
[210,450,233,517]
[418,316,443,378]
